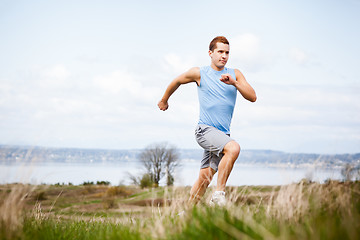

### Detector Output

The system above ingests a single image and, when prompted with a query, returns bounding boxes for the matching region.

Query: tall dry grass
[144,181,360,239]
[0,184,36,239]
[0,180,359,239]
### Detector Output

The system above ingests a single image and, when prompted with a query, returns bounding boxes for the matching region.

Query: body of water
[0,161,343,186]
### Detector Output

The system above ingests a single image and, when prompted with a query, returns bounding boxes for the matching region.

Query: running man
[158,36,257,206]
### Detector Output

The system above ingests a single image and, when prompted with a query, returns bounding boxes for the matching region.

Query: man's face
[209,42,229,70]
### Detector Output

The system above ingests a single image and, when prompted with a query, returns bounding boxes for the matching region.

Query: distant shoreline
[1,144,359,169]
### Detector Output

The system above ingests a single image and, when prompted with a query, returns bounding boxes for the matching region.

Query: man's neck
[210,63,225,71]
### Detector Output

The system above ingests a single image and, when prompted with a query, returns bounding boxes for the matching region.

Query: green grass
[1,181,360,240]
[21,217,145,240]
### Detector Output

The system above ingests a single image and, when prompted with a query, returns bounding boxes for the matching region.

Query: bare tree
[139,142,180,186]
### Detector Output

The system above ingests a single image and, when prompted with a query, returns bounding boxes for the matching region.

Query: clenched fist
[158,100,169,111]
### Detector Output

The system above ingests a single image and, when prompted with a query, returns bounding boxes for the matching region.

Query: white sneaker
[209,191,226,207]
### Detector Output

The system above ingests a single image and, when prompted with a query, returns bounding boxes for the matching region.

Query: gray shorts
[195,124,234,172]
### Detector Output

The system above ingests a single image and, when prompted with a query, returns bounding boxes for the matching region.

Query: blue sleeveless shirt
[198,66,237,134]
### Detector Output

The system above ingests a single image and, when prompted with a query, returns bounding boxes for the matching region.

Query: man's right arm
[158,67,200,111]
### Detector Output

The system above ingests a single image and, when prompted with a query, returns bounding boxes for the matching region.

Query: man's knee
[223,141,240,158]
[199,168,215,185]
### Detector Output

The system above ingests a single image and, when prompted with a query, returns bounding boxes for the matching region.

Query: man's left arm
[220,69,257,102]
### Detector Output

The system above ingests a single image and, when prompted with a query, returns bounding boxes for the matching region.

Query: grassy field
[1,180,359,240]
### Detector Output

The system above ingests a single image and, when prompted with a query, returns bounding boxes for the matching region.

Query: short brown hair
[209,36,229,51]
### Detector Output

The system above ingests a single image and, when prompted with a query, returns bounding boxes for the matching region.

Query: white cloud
[241,84,359,125]
[162,53,197,75]
[29,64,72,89]
[230,33,260,61]
[231,83,360,153]
[93,69,141,95]
[42,64,70,80]
[92,69,162,106]
[228,33,271,72]
[289,47,308,65]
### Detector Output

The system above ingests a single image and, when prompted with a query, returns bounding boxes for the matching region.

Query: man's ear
[208,50,213,57]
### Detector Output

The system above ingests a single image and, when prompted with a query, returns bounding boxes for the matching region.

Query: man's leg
[216,141,240,191]
[189,167,216,204]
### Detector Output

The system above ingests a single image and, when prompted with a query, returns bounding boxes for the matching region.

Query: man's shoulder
[186,67,201,76]
[189,66,201,72]
[183,67,201,84]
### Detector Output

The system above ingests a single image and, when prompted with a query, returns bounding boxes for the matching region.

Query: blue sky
[0,0,359,154]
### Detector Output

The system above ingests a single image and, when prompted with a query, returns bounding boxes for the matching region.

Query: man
[158,36,257,206]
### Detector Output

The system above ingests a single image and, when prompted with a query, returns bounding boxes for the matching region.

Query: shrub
[105,186,133,198]
[34,191,46,201]
[82,181,94,186]
[140,174,156,189]
[102,197,117,209]
[96,181,110,185]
